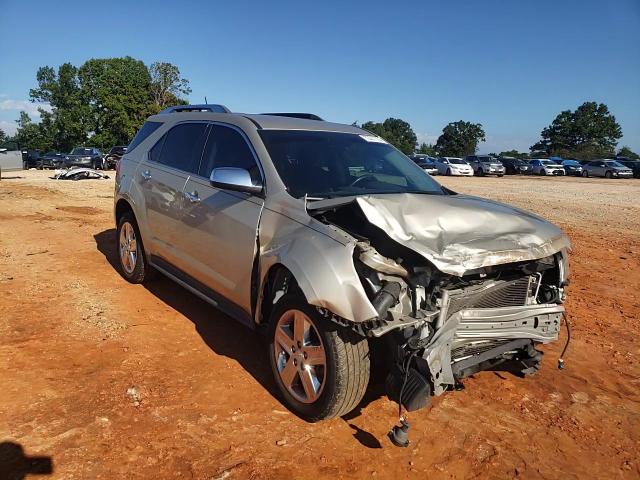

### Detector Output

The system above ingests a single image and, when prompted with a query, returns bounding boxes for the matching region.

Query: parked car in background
[560,159,583,176]
[22,150,41,169]
[434,157,474,176]
[65,147,104,169]
[103,146,128,170]
[616,159,640,178]
[498,157,531,175]
[410,154,438,175]
[464,155,505,176]
[582,159,633,178]
[529,159,565,176]
[38,152,66,169]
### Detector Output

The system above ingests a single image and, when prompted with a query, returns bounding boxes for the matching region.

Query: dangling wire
[558,312,571,369]
[398,351,417,420]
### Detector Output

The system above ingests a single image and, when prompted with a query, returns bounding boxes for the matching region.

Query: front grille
[447,276,532,315]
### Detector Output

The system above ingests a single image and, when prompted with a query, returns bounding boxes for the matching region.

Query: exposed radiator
[446,275,533,315]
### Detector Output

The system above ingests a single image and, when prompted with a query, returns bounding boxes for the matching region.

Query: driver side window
[199,125,261,184]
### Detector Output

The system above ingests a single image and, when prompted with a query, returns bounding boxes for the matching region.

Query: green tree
[530,102,622,160]
[30,62,88,152]
[498,149,529,159]
[361,118,417,155]
[435,121,485,157]
[416,142,437,156]
[0,128,6,144]
[149,62,191,109]
[13,111,54,151]
[617,146,639,160]
[79,57,157,148]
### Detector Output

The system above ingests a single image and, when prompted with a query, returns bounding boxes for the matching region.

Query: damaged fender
[257,207,378,323]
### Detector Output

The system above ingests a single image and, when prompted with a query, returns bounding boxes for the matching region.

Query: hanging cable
[558,312,571,369]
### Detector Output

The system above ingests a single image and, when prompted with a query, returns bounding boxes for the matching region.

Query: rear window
[128,121,163,152]
[154,123,208,173]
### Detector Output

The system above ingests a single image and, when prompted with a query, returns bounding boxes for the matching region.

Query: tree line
[357,102,636,160]
[1,57,190,152]
[1,58,637,161]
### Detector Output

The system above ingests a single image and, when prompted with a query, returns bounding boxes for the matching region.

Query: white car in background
[434,157,474,176]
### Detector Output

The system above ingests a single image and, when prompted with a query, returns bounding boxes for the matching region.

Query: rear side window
[199,125,260,183]
[128,121,163,152]
[155,123,208,173]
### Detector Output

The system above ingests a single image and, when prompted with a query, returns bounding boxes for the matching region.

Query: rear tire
[268,294,370,422]
[116,212,151,284]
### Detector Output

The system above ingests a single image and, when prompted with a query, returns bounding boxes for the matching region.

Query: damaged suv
[114,105,570,421]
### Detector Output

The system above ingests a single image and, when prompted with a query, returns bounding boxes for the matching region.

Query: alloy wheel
[119,222,138,274]
[273,309,327,404]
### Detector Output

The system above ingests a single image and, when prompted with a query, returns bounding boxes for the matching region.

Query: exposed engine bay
[308,194,570,412]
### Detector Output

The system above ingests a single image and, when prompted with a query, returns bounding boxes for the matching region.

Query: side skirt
[149,255,254,328]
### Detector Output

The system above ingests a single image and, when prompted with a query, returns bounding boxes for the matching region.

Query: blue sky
[1,0,639,153]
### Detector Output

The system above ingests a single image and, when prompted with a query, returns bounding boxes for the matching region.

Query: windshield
[259,130,445,198]
[71,148,93,155]
[448,158,466,165]
[606,161,625,168]
[110,146,127,154]
[540,160,556,165]
[562,160,580,166]
[477,156,493,163]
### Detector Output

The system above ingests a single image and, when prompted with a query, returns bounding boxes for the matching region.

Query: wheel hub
[119,222,138,274]
[273,309,326,404]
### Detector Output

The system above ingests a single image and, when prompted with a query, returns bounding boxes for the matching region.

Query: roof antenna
[204,96,208,104]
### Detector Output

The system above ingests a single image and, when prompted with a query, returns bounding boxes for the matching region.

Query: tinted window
[156,123,208,173]
[199,125,260,182]
[259,130,445,199]
[149,134,165,163]
[128,121,163,152]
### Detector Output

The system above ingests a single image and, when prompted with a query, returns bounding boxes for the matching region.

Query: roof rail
[160,104,231,114]
[260,112,324,121]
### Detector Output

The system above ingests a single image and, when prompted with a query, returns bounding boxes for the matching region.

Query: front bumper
[545,168,565,175]
[65,158,93,167]
[613,171,633,178]
[424,303,563,395]
[451,169,474,176]
[485,166,505,175]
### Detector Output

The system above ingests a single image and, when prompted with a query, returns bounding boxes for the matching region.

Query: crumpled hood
[354,193,570,276]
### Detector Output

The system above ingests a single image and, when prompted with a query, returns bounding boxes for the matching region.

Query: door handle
[184,191,201,203]
[140,169,151,181]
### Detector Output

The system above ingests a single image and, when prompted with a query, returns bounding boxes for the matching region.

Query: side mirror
[210,167,263,195]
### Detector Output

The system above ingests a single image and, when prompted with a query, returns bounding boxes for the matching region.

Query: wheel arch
[115,198,135,225]
[255,228,379,326]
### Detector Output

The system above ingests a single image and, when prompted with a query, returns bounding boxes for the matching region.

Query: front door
[179,124,265,320]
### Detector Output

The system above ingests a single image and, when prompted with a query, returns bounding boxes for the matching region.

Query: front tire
[582,170,589,178]
[446,168,452,176]
[116,212,151,284]
[268,294,370,422]
[605,171,612,178]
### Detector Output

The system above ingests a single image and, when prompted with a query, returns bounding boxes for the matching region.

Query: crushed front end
[309,193,570,412]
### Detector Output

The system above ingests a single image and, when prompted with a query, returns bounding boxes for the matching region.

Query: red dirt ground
[1,171,638,479]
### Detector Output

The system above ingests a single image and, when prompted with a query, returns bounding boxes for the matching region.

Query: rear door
[139,122,209,268]
[179,123,265,321]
